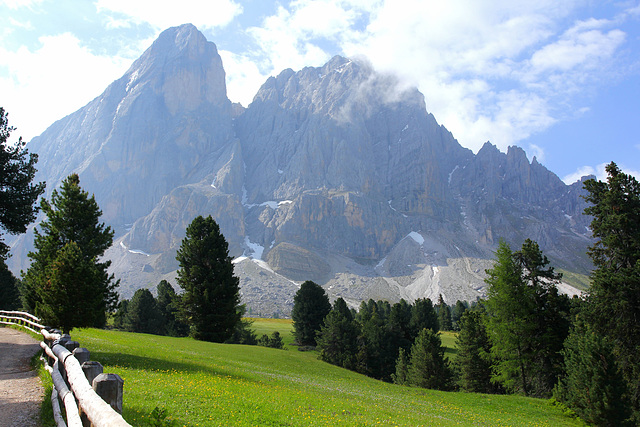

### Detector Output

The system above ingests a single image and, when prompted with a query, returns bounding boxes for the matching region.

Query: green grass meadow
[64,320,581,427]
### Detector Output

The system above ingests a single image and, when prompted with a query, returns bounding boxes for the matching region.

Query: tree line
[291,280,468,386]
[291,162,639,426]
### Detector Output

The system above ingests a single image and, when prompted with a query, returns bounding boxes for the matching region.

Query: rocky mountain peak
[125,23,228,113]
[24,24,233,232]
[11,25,592,315]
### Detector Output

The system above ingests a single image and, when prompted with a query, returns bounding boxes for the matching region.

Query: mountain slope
[12,24,591,315]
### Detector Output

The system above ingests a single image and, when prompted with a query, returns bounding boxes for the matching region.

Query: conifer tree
[316,297,359,369]
[436,294,452,331]
[454,309,496,393]
[1,108,45,311]
[156,280,188,337]
[388,299,413,352]
[392,347,409,385]
[34,241,103,333]
[407,328,452,390]
[451,300,468,331]
[409,298,439,338]
[22,174,118,330]
[484,238,570,397]
[291,280,331,346]
[355,310,383,378]
[124,288,165,335]
[258,331,285,349]
[555,321,631,426]
[0,107,45,260]
[0,263,20,310]
[514,238,570,396]
[176,215,241,342]
[484,240,536,395]
[582,162,640,421]
[113,300,128,330]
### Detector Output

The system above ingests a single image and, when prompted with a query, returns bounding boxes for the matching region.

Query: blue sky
[1,0,639,183]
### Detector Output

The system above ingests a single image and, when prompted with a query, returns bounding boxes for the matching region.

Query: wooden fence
[0,310,131,427]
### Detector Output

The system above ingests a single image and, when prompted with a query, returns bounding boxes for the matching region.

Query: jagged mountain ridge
[11,24,592,316]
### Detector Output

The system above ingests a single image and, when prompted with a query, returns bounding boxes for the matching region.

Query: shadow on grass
[123,405,188,427]
[89,351,225,376]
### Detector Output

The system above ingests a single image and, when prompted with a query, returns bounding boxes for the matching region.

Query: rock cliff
[11,24,592,316]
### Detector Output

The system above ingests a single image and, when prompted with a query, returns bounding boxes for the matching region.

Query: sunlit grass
[70,327,581,426]
[248,317,295,346]
[440,330,458,359]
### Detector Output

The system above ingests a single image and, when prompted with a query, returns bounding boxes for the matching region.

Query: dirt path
[0,327,44,427]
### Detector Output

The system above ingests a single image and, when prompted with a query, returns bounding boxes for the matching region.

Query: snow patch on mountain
[120,241,150,256]
[408,231,424,246]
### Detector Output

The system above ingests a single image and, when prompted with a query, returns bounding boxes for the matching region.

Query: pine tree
[454,309,496,393]
[484,238,571,397]
[113,300,128,330]
[291,280,331,346]
[316,297,359,369]
[392,347,409,385]
[407,328,452,391]
[33,241,104,333]
[484,239,536,395]
[555,321,631,426]
[514,238,570,396]
[156,280,188,337]
[583,162,640,421]
[436,294,452,331]
[176,215,241,342]
[0,107,45,260]
[258,331,285,349]
[388,299,413,352]
[355,310,387,379]
[451,300,468,331]
[21,174,118,330]
[0,261,20,310]
[124,288,165,335]
[409,298,439,339]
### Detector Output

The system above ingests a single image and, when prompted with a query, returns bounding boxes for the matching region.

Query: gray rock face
[11,25,592,316]
[27,23,233,230]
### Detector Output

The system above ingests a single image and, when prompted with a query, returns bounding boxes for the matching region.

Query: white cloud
[0,33,131,141]
[245,0,380,77]
[322,0,629,156]
[0,0,43,8]
[563,166,596,184]
[529,27,625,75]
[8,17,33,29]
[104,15,132,30]
[563,163,640,184]
[95,0,243,30]
[219,50,269,107]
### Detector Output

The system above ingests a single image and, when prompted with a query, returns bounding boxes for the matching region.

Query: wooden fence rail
[0,310,131,427]
[0,310,45,334]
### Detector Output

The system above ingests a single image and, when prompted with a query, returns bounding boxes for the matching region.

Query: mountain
[9,24,592,316]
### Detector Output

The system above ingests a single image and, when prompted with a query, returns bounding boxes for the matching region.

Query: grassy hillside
[68,323,580,426]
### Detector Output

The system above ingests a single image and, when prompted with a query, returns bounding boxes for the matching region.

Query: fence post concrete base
[92,373,124,414]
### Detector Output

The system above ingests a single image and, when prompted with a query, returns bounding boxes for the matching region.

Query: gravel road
[0,327,44,427]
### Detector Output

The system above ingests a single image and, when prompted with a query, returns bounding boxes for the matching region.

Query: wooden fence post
[73,348,91,365]
[92,373,124,414]
[65,340,80,352]
[80,362,103,427]
[82,361,103,386]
